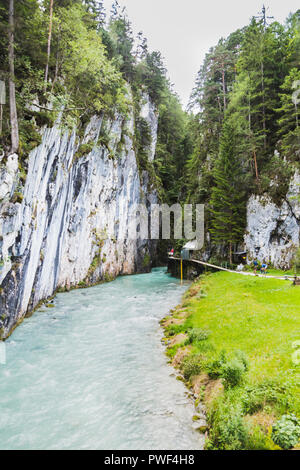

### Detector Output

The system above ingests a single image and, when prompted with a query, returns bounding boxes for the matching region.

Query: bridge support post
[180,259,183,285]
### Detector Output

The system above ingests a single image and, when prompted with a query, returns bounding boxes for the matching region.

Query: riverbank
[161,271,300,450]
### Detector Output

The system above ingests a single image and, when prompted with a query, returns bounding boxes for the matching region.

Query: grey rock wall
[245,172,300,269]
[0,97,158,339]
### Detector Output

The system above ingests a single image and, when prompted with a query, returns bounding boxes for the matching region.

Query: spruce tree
[210,120,247,264]
[238,19,289,162]
[277,68,300,160]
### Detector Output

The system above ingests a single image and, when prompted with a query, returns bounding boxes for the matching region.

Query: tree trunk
[51,49,60,93]
[8,0,19,154]
[261,61,267,150]
[229,241,232,265]
[248,84,251,131]
[217,96,222,122]
[253,148,259,180]
[44,0,54,87]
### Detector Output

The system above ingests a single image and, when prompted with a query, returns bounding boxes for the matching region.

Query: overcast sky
[103,0,299,107]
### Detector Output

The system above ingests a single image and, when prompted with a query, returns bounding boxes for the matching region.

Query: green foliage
[11,191,23,204]
[154,91,193,208]
[142,253,151,268]
[187,328,210,344]
[293,248,300,274]
[74,142,94,161]
[134,116,152,171]
[277,68,300,160]
[210,119,247,261]
[242,380,291,415]
[205,349,248,388]
[272,414,300,449]
[181,354,204,380]
[173,271,300,450]
[222,356,248,389]
[206,350,227,379]
[0,0,129,153]
[135,51,167,105]
[51,2,126,117]
[108,12,135,82]
[97,120,111,148]
[29,110,56,129]
[234,350,250,372]
[165,323,184,338]
[0,0,172,159]
[245,425,275,450]
[207,400,249,450]
[186,11,299,263]
[259,153,294,204]
[19,120,42,158]
[0,0,181,212]
[237,19,290,156]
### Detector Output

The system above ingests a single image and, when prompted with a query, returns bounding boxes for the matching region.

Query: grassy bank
[162,271,300,450]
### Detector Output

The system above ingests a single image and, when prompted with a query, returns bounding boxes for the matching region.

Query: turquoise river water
[0,268,203,450]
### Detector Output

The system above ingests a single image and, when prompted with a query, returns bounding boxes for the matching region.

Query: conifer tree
[277,68,300,160]
[84,0,106,29]
[8,0,18,154]
[109,6,135,82]
[210,120,247,264]
[238,19,288,161]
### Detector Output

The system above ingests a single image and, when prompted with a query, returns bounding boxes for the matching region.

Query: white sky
[103,0,300,107]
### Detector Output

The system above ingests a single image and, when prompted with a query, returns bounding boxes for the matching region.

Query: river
[0,268,202,450]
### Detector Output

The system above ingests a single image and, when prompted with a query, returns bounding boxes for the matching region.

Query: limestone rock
[245,172,300,269]
[0,96,158,339]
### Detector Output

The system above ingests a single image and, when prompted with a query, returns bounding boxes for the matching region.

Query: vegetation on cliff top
[185,9,300,261]
[0,1,185,168]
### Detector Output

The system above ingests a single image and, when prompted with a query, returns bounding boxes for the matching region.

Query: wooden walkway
[169,257,296,281]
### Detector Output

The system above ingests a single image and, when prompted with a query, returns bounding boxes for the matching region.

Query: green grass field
[163,271,300,450]
[186,272,300,383]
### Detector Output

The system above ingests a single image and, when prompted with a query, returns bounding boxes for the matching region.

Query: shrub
[222,357,247,389]
[207,400,249,450]
[142,253,151,268]
[234,350,249,372]
[246,425,275,450]
[272,414,300,449]
[74,142,94,160]
[187,328,210,344]
[293,248,300,275]
[206,350,227,379]
[11,191,24,204]
[182,354,204,380]
[30,110,56,128]
[166,324,184,337]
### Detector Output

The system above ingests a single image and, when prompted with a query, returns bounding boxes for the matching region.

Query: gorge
[0,0,299,339]
[0,0,299,452]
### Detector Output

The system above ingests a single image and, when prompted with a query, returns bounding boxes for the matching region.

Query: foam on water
[0,268,202,450]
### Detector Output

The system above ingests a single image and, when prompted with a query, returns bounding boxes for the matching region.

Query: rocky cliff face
[245,172,300,269]
[0,96,158,339]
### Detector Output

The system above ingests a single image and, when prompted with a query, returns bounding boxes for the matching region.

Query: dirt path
[169,257,295,281]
